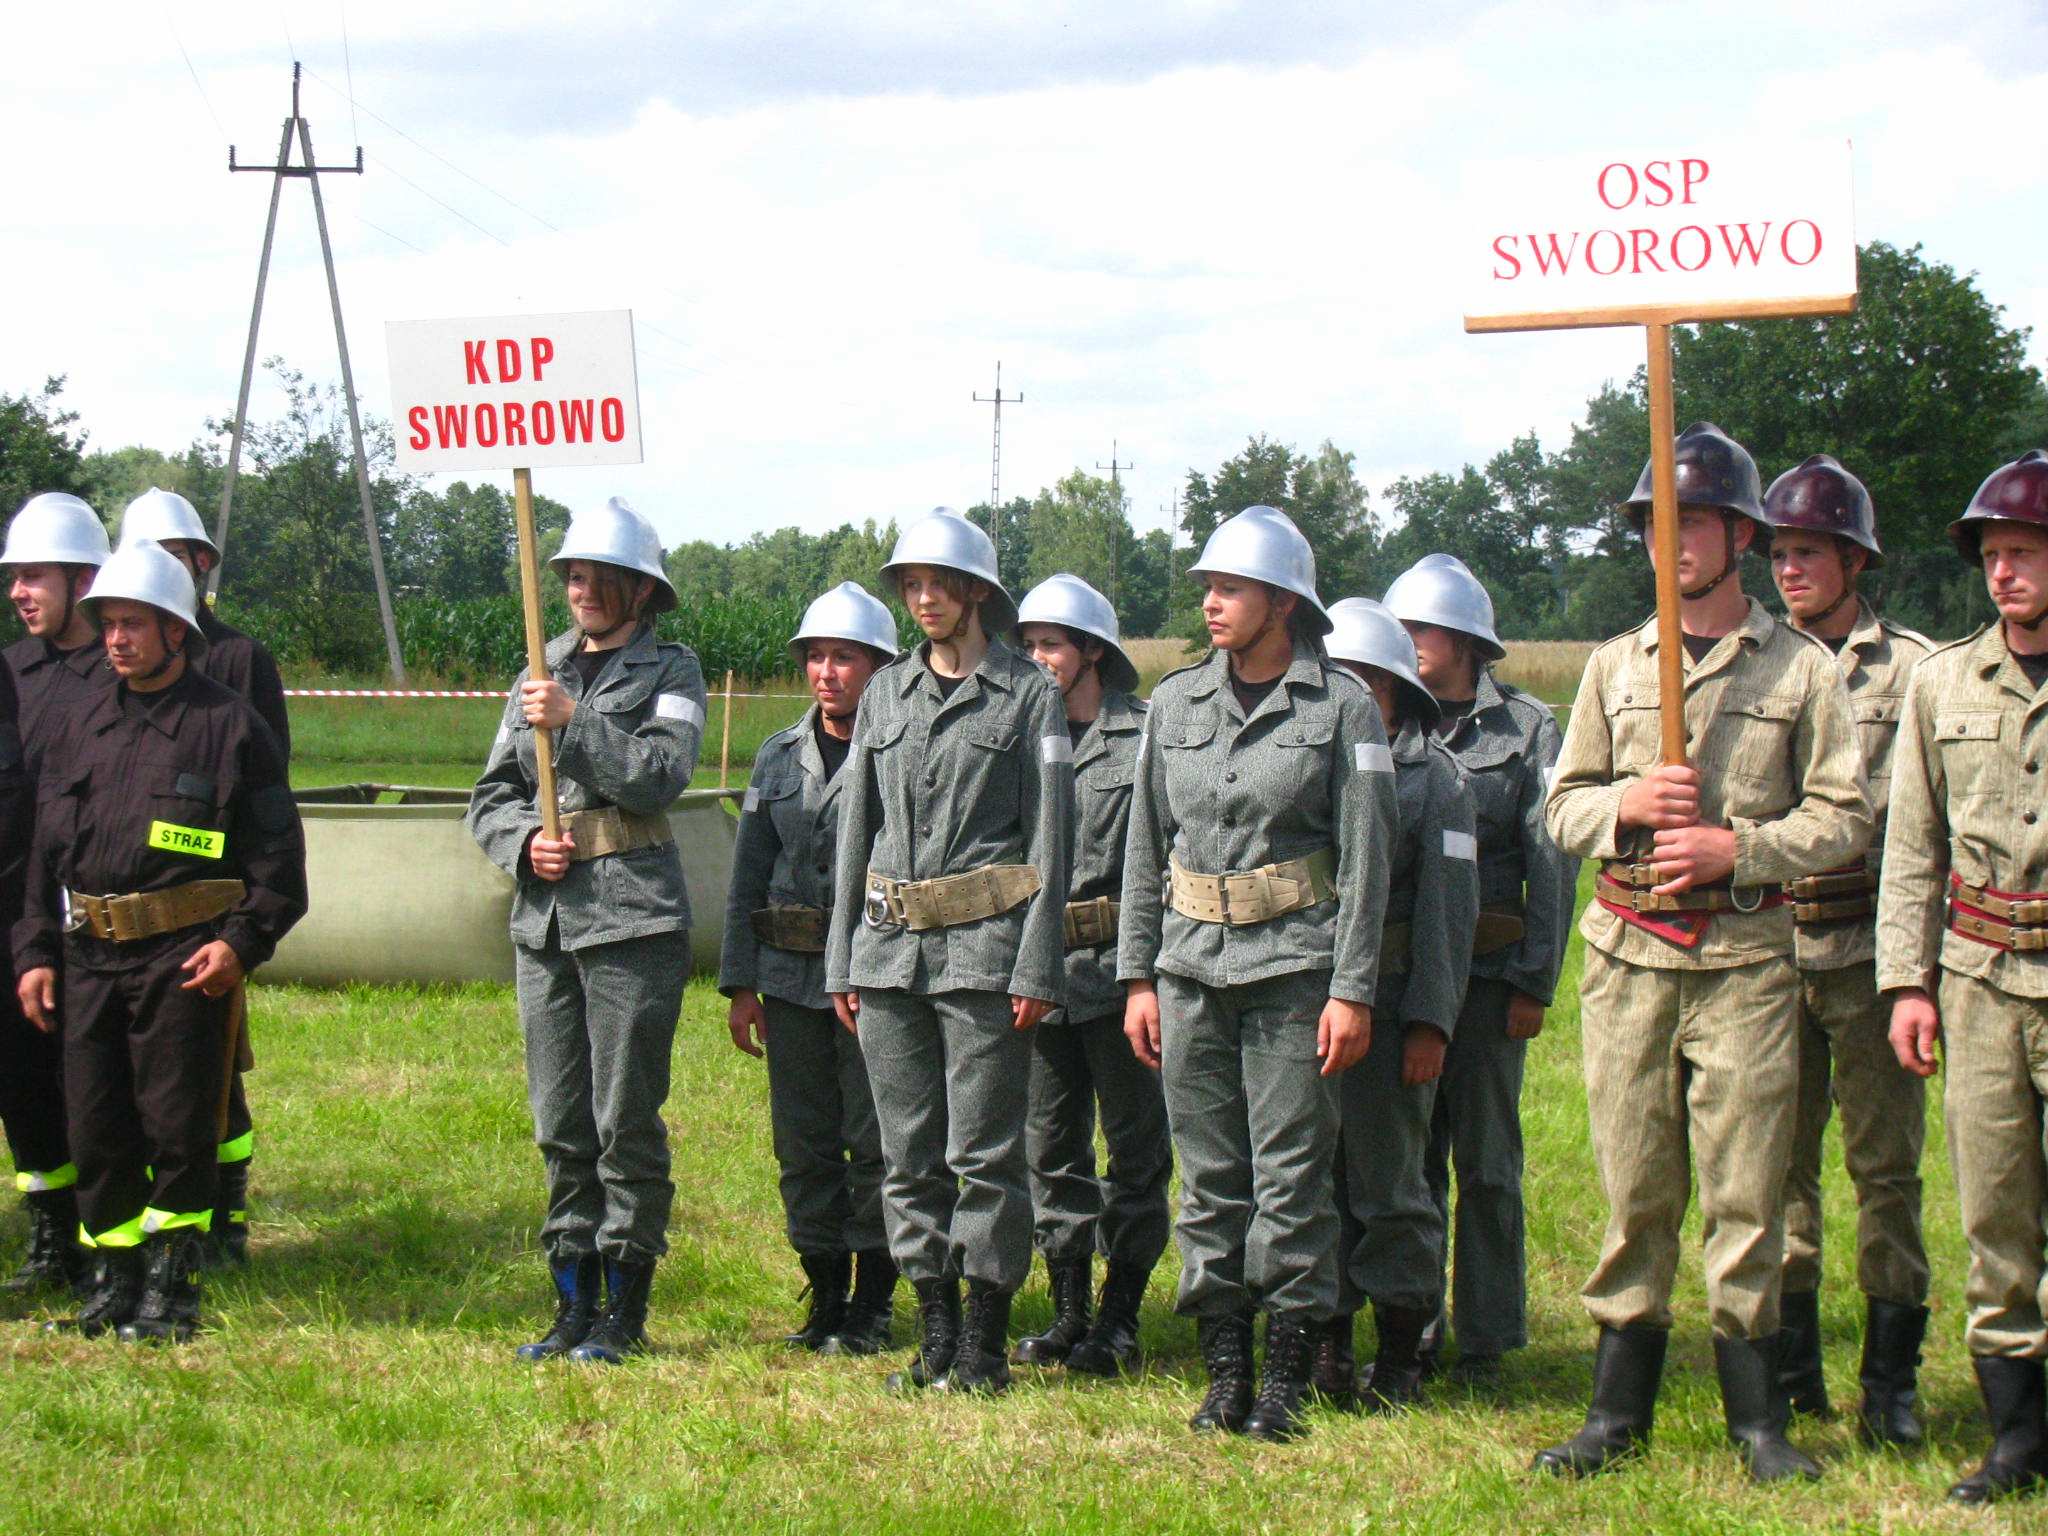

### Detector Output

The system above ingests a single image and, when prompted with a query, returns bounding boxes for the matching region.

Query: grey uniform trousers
[1025,1009,1173,1271]
[857,987,1035,1292]
[1159,968,1340,1321]
[1335,971,1444,1315]
[764,994,887,1257]
[1782,957,1929,1304]
[516,926,687,1266]
[1424,976,1530,1356]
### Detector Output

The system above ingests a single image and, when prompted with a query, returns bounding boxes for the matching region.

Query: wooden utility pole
[1096,440,1132,608]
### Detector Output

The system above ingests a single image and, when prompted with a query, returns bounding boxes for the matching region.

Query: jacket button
[1222,817,1235,829]
[1225,771,1238,783]
[2026,811,2040,825]
[2028,761,2040,774]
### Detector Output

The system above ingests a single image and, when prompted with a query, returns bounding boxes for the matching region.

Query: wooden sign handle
[512,466,561,840]
[1644,323,1687,766]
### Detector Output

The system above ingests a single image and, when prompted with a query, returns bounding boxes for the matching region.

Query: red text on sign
[1595,159,1710,210]
[405,395,628,452]
[460,337,557,385]
[1490,219,1824,281]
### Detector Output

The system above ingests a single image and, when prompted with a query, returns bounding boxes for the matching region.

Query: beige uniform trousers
[1782,958,1928,1303]
[1943,969,2048,1358]
[1581,948,1799,1339]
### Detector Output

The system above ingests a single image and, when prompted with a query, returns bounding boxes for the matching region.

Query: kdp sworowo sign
[387,309,644,472]
[1463,140,1856,331]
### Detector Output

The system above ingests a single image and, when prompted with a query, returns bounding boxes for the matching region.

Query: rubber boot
[784,1251,852,1351]
[1949,1356,2048,1505]
[1361,1302,1432,1414]
[54,1248,146,1338]
[118,1231,205,1344]
[1857,1297,1927,1448]
[1012,1255,1092,1366]
[517,1253,603,1361]
[5,1189,88,1295]
[1310,1313,1358,1410]
[208,1159,250,1269]
[1776,1289,1831,1418]
[1065,1261,1148,1377]
[1189,1311,1257,1434]
[886,1276,961,1393]
[821,1248,899,1357]
[569,1258,655,1364]
[1532,1325,1669,1477]
[1243,1314,1318,1442]
[944,1284,1015,1395]
[1714,1333,1821,1483]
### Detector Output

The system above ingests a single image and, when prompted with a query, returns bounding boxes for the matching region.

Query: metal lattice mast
[1096,439,1132,607]
[972,361,1022,573]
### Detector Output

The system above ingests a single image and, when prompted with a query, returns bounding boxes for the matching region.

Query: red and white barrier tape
[285,688,813,701]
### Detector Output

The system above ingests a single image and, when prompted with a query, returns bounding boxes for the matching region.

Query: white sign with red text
[387,309,643,471]
[1464,141,1856,331]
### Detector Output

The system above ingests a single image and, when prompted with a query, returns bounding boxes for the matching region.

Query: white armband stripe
[743,787,761,813]
[494,725,509,751]
[656,693,705,727]
[1041,734,1074,765]
[1442,829,1478,862]
[1355,742,1394,774]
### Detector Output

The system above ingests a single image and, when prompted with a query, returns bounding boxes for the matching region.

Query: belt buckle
[61,890,87,935]
[1730,885,1764,914]
[863,885,901,931]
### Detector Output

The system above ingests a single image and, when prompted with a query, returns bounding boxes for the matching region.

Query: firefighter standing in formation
[1878,449,2048,1505]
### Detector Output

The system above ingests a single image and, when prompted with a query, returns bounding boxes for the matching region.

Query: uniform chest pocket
[1711,691,1800,784]
[1607,696,1664,775]
[152,770,233,859]
[746,773,803,818]
[1459,754,1522,836]
[592,677,658,716]
[1268,712,1338,803]
[1935,712,2003,799]
[1853,694,1905,784]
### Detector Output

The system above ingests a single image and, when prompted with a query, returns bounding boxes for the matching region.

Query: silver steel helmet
[879,506,1017,633]
[1382,553,1505,662]
[1324,597,1439,727]
[1016,573,1139,693]
[78,539,207,657]
[119,487,217,558]
[2,492,111,569]
[788,581,900,666]
[550,496,677,614]
[1186,505,1331,635]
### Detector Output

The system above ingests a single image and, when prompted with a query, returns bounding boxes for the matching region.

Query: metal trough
[266,785,741,986]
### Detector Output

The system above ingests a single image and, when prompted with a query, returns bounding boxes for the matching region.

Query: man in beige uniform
[1763,455,1934,1445]
[1879,449,2048,1506]
[1537,423,1870,1484]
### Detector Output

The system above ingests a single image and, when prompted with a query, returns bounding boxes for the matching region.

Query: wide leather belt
[66,879,246,944]
[1473,905,1526,956]
[1597,863,1788,915]
[1950,873,2048,954]
[1063,897,1120,950]
[1169,849,1336,926]
[562,806,675,862]
[864,864,1041,932]
[1785,861,1877,925]
[751,905,828,953]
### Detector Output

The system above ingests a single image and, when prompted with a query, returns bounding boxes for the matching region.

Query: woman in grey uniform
[1010,574,1171,1377]
[468,498,705,1366]
[720,583,900,1356]
[1120,506,1397,1442]
[825,508,1073,1397]
[1317,598,1477,1411]
[1384,553,1575,1386]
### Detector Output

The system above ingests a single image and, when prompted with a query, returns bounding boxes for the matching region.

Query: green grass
[0,868,2018,1532]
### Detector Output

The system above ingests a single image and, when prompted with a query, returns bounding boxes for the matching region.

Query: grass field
[0,863,2022,1533]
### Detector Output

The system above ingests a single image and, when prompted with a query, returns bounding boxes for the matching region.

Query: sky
[6,1,2047,556]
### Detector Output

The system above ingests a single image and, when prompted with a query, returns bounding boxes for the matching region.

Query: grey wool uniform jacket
[1117,641,1398,1007]
[824,638,1075,1005]
[719,705,843,1011]
[1386,717,1479,1038]
[467,624,706,951]
[1057,689,1147,1026]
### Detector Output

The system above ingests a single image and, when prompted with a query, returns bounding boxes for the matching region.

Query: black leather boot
[1189,1311,1257,1434]
[944,1284,1015,1395]
[1950,1356,2048,1505]
[55,1248,146,1338]
[1776,1289,1831,1418]
[821,1248,898,1356]
[1532,1325,1669,1477]
[784,1251,852,1351]
[208,1160,250,1269]
[118,1231,205,1344]
[1714,1332,1821,1482]
[569,1258,655,1364]
[1857,1297,1927,1448]
[1065,1262,1148,1377]
[517,1253,602,1361]
[1243,1314,1318,1442]
[1310,1313,1358,1409]
[1012,1255,1092,1365]
[886,1276,961,1392]
[1362,1302,1432,1414]
[5,1189,88,1295]
[1416,1307,1444,1381]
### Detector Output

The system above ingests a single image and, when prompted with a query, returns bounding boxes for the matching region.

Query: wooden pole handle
[1645,323,1688,766]
[512,467,561,840]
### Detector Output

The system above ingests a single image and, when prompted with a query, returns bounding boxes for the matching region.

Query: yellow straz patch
[148,821,224,859]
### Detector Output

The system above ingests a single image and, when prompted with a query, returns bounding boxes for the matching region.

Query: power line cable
[359,216,424,254]
[165,13,228,144]
[339,0,361,150]
[364,150,512,246]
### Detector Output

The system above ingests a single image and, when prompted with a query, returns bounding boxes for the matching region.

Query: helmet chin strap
[135,617,184,683]
[1680,517,1740,601]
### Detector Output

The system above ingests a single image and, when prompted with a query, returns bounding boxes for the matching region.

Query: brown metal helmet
[1622,421,1768,536]
[1763,454,1883,568]
[1949,449,2048,558]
